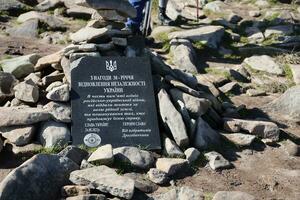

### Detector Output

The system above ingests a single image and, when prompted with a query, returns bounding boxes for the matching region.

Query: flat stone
[58,146,89,165]
[13,80,39,103]
[147,168,169,185]
[150,187,204,200]
[0,0,26,13]
[62,185,91,197]
[0,125,35,146]
[38,120,71,148]
[61,57,71,83]
[65,5,95,19]
[35,51,62,71]
[0,154,78,200]
[156,158,188,176]
[205,151,232,170]
[46,84,70,102]
[267,85,300,121]
[163,137,184,158]
[223,118,280,142]
[0,107,50,126]
[265,25,294,38]
[87,144,114,165]
[244,55,284,75]
[69,166,135,199]
[158,89,189,148]
[112,37,127,46]
[212,191,255,200]
[169,88,211,118]
[282,140,300,157]
[113,146,154,170]
[0,72,18,104]
[70,52,101,62]
[76,0,137,18]
[42,71,64,86]
[43,101,71,123]
[203,1,226,13]
[184,148,201,164]
[24,73,42,85]
[6,19,39,38]
[66,194,106,200]
[78,43,98,52]
[70,27,109,43]
[194,117,220,150]
[9,143,43,155]
[124,172,158,193]
[219,82,241,94]
[36,0,62,12]
[246,89,266,97]
[222,133,256,147]
[0,54,40,78]
[289,64,300,85]
[168,26,225,49]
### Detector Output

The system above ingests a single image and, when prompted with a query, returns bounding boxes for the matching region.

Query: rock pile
[0,0,300,199]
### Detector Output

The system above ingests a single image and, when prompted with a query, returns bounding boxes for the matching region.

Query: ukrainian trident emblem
[106,60,117,72]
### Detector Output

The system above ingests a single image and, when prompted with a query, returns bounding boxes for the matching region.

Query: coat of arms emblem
[106,60,117,72]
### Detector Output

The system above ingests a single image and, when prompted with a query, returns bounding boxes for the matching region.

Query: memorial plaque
[71,56,161,149]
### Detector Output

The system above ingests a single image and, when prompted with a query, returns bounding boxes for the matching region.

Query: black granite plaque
[71,56,161,149]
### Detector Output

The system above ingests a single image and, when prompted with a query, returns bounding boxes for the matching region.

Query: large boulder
[158,89,189,148]
[113,146,154,169]
[266,85,300,121]
[76,0,137,18]
[6,19,39,38]
[69,166,135,199]
[0,54,40,79]
[0,154,78,200]
[0,107,50,127]
[168,26,225,49]
[243,55,284,75]
[0,72,18,104]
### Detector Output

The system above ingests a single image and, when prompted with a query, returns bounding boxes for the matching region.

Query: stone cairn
[0,0,293,200]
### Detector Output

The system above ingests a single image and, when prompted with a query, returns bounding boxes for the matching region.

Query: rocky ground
[0,0,300,200]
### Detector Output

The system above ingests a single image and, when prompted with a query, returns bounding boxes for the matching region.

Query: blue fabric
[126,0,148,29]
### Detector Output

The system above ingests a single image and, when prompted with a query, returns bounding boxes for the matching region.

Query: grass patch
[205,67,231,80]
[283,64,294,81]
[204,192,214,200]
[78,144,98,153]
[35,146,65,154]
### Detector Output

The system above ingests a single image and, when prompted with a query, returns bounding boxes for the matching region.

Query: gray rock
[61,56,71,83]
[62,185,91,198]
[70,52,101,62]
[243,55,284,75]
[66,194,106,200]
[156,158,188,176]
[264,25,294,38]
[9,143,43,155]
[169,26,225,49]
[70,27,109,43]
[88,144,114,165]
[43,101,71,123]
[0,54,40,79]
[42,71,65,86]
[35,51,62,71]
[24,73,42,85]
[282,140,300,157]
[58,146,89,165]
[194,117,220,150]
[219,82,241,94]
[0,154,78,200]
[69,166,135,199]
[170,40,198,73]
[13,80,39,103]
[76,0,137,18]
[46,84,70,102]
[222,133,256,147]
[245,27,264,44]
[184,148,201,164]
[147,168,169,185]
[158,89,189,148]
[223,118,280,142]
[6,19,39,38]
[267,85,300,121]
[203,1,226,13]
[0,72,18,104]
[149,187,204,200]
[0,0,26,12]
[17,11,65,30]
[36,0,62,11]
[65,5,95,19]
[0,125,35,146]
[289,64,300,85]
[0,107,50,126]
[246,89,266,97]
[249,10,261,17]
[170,88,211,118]
[38,120,71,148]
[163,137,184,158]
[205,151,232,170]
[212,191,255,200]
[113,146,154,170]
[124,172,158,193]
